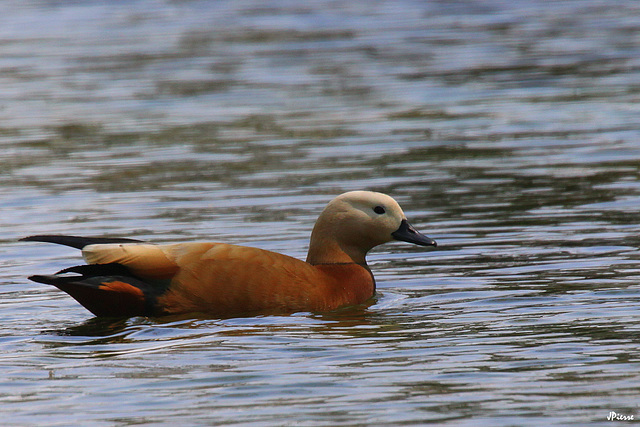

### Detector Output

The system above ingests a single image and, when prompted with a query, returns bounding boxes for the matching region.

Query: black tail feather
[28,263,159,318]
[20,235,145,249]
[55,263,137,277]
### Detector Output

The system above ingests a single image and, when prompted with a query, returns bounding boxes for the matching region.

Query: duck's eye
[373,205,386,215]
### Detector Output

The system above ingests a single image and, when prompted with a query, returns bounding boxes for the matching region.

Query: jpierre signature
[608,411,634,421]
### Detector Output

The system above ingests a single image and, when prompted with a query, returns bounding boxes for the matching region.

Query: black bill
[392,219,437,247]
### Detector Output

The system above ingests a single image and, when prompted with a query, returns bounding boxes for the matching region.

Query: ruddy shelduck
[22,191,436,318]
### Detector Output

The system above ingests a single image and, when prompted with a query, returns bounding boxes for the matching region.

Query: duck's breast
[311,263,375,310]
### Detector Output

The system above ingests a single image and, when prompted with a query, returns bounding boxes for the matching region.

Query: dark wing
[20,235,145,250]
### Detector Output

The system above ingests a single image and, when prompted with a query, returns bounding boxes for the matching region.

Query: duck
[21,191,436,318]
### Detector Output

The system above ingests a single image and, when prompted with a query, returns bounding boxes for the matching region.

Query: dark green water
[2,0,640,425]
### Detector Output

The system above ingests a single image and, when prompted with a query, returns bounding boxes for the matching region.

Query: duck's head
[306,191,436,265]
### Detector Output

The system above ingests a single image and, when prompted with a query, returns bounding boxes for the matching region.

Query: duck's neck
[306,230,369,265]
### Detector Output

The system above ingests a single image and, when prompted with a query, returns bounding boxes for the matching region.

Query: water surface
[2,0,640,425]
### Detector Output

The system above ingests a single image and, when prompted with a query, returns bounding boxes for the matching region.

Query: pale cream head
[306,191,435,265]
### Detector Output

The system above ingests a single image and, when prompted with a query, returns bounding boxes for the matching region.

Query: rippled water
[2,0,640,425]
